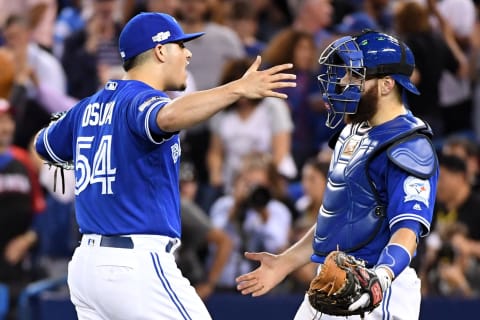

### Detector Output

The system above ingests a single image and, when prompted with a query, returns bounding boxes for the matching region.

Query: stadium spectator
[420,154,480,296]
[177,0,245,91]
[209,152,292,291]
[394,0,466,138]
[28,137,77,279]
[0,46,51,150]
[207,58,295,195]
[433,0,476,135]
[61,0,122,99]
[0,0,57,52]
[249,0,292,43]
[472,0,480,140]
[334,0,392,35]
[176,0,246,211]
[287,157,329,292]
[53,0,86,59]
[290,0,335,50]
[262,28,334,174]
[176,161,232,300]
[291,157,329,242]
[3,14,66,94]
[0,99,45,319]
[442,134,480,192]
[226,0,266,58]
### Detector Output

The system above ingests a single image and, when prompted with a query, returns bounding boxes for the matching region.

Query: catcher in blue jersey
[33,12,295,320]
[236,31,439,319]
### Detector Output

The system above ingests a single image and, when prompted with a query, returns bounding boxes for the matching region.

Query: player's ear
[153,44,167,63]
[380,76,395,95]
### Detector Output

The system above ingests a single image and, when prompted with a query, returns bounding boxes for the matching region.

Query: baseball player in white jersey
[236,31,439,319]
[34,12,296,320]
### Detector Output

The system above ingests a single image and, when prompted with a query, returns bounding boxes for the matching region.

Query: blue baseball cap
[119,12,205,62]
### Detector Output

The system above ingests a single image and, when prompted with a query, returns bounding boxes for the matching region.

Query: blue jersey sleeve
[126,90,175,144]
[35,111,75,164]
[385,162,438,237]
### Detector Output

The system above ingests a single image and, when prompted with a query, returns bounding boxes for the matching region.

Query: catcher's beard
[345,83,379,125]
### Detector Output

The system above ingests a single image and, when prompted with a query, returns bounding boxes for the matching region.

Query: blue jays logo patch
[342,136,361,157]
[403,176,430,207]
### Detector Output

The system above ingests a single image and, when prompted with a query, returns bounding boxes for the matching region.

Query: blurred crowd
[1,0,480,318]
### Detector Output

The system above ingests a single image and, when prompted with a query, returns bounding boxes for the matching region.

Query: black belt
[100,236,134,249]
[98,235,177,252]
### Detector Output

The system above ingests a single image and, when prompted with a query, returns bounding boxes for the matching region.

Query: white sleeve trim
[43,126,69,164]
[389,213,431,236]
[144,100,169,144]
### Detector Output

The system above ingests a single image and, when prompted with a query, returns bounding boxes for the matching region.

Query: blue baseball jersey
[312,114,438,265]
[36,80,183,237]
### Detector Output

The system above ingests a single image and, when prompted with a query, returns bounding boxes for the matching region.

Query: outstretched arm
[236,224,316,296]
[156,56,296,132]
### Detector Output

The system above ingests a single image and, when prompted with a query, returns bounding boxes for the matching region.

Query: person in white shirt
[209,152,292,290]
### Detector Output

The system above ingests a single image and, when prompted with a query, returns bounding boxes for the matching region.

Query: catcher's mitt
[307,251,383,316]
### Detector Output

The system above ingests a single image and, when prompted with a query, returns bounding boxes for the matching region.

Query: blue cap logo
[152,31,172,42]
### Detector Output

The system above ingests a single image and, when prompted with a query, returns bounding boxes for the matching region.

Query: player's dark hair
[123,59,134,71]
[122,50,150,71]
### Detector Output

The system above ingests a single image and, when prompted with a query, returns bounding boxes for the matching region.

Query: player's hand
[239,56,296,100]
[235,252,287,297]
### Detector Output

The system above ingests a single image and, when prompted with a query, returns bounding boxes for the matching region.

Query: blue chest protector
[312,114,436,264]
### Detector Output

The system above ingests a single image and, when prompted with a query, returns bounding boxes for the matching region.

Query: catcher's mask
[317,30,420,129]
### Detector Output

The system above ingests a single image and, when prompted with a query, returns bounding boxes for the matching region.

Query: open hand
[235,252,287,297]
[239,56,296,100]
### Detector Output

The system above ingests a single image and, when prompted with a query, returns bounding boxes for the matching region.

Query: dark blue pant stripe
[150,252,192,320]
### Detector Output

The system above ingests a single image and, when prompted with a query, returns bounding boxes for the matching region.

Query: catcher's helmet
[317,30,419,128]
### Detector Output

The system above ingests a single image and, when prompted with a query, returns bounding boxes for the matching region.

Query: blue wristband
[376,243,411,278]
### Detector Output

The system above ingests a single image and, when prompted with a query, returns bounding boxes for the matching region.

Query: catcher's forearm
[376,228,417,279]
[279,224,316,273]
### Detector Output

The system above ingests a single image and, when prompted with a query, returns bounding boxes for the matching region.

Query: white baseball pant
[68,234,212,320]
